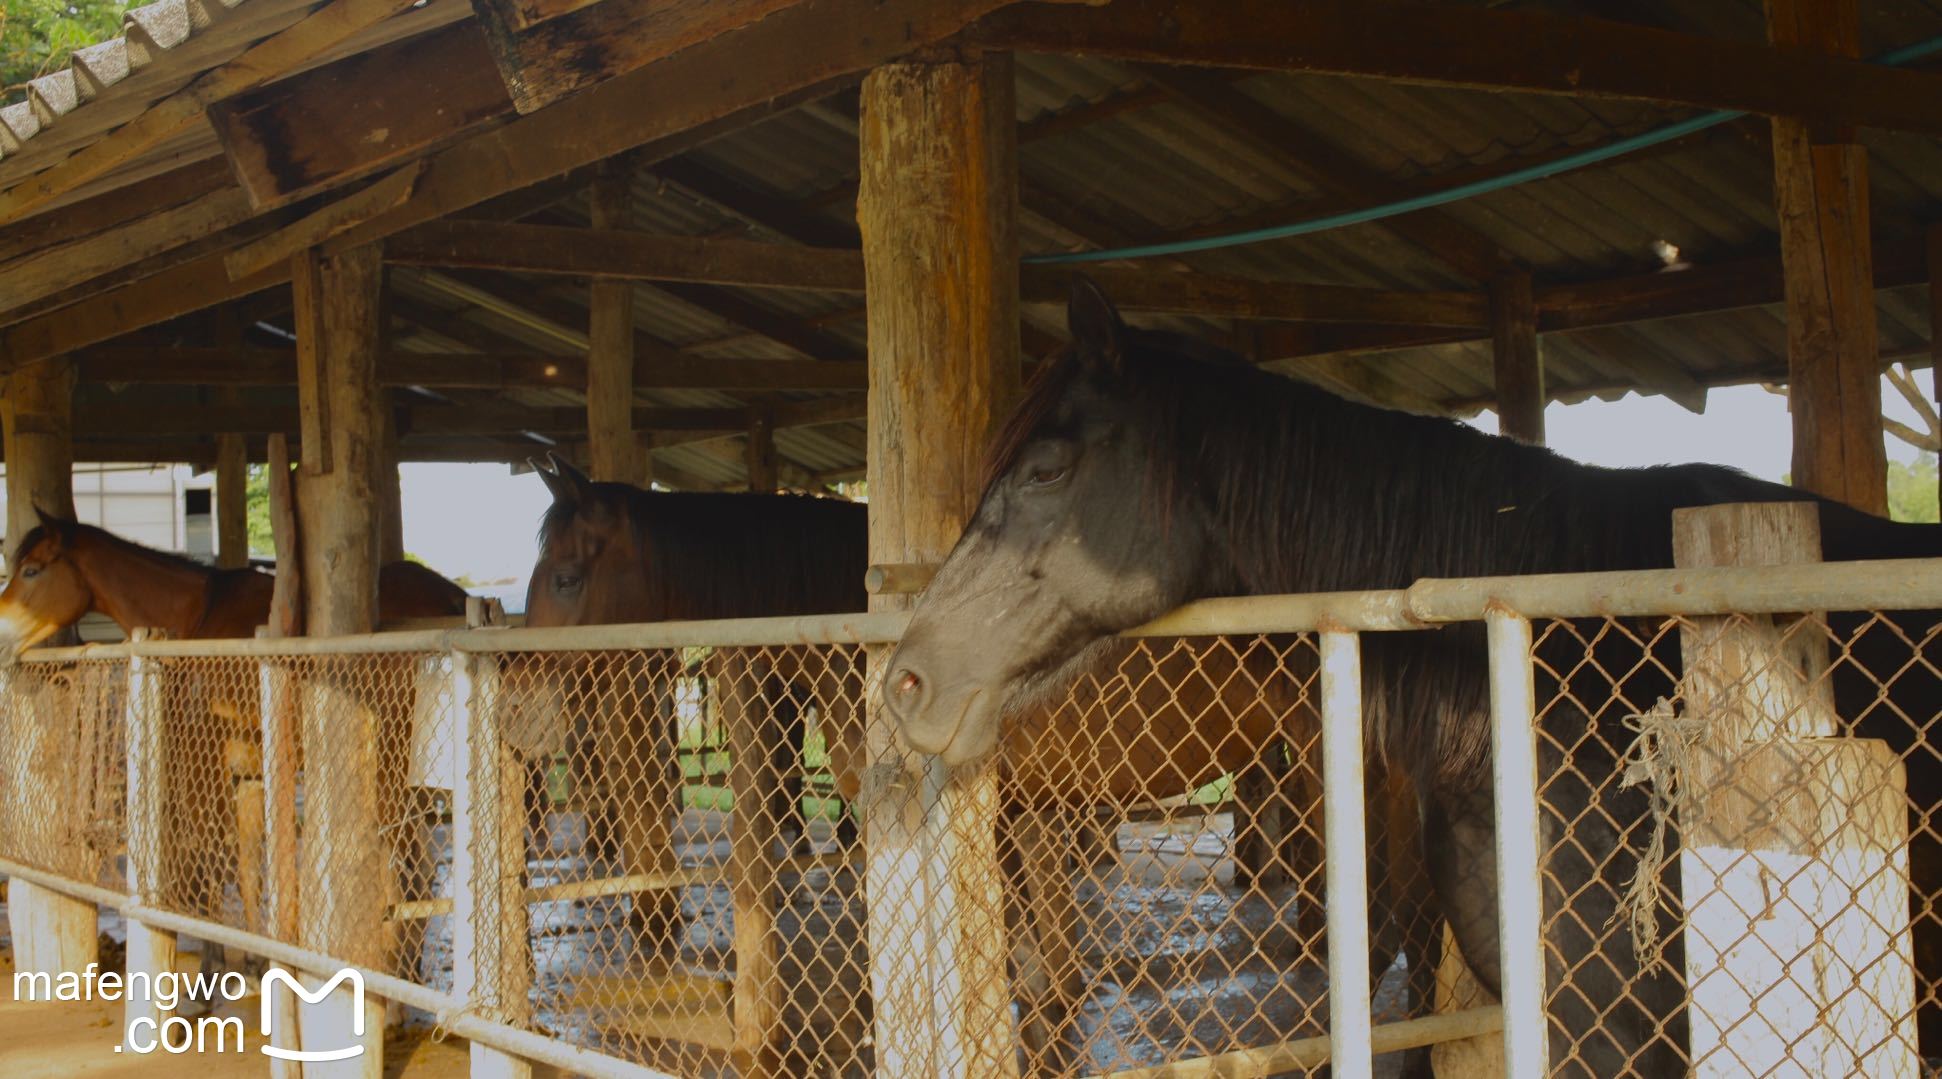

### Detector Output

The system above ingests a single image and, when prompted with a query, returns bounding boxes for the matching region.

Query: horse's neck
[70,534,213,639]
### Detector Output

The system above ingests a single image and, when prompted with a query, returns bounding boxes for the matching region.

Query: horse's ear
[543,451,595,503]
[33,504,71,535]
[1066,275,1126,376]
[531,455,577,505]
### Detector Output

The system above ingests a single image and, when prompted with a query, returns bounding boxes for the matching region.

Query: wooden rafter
[977,0,1942,135]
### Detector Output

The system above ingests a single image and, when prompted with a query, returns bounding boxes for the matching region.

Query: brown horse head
[524,453,654,628]
[0,507,96,654]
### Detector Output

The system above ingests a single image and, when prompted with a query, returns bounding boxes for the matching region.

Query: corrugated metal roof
[6,1,1941,485]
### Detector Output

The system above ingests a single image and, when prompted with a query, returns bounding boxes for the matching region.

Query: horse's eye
[19,566,38,580]
[553,573,581,591]
[1025,465,1068,488]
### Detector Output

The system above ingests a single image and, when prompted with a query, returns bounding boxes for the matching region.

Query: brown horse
[0,508,469,997]
[523,455,1436,1075]
[0,507,467,651]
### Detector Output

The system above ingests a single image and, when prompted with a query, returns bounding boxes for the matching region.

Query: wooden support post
[1,354,93,974]
[1489,271,1544,444]
[1929,222,1940,510]
[122,630,176,1044]
[379,405,405,564]
[860,50,1021,1079]
[216,430,250,569]
[290,244,387,1077]
[588,161,642,485]
[724,654,784,1076]
[745,406,777,492]
[1769,0,1887,514]
[450,597,532,1079]
[258,433,302,1076]
[3,357,76,557]
[1674,502,1916,1075]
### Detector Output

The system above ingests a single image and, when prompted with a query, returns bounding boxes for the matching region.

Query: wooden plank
[387,221,1489,326]
[224,163,426,281]
[208,21,512,210]
[471,0,802,113]
[1770,0,1886,515]
[587,163,642,484]
[0,0,426,223]
[72,346,869,390]
[978,0,1942,136]
[0,187,257,314]
[1489,273,1544,443]
[861,52,1021,1079]
[324,0,1012,252]
[69,402,752,436]
[0,158,232,267]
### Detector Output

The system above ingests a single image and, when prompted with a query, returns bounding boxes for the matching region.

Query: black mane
[540,484,866,620]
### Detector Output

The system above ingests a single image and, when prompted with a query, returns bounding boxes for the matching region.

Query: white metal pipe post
[450,599,532,1079]
[1486,610,1548,1077]
[122,629,177,1042]
[1319,631,1374,1078]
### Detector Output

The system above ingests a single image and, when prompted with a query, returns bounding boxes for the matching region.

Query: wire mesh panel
[1528,611,1942,1078]
[479,643,871,1077]
[0,658,126,890]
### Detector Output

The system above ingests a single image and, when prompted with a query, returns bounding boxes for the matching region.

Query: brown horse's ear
[33,504,73,537]
[538,451,595,504]
[1067,275,1125,376]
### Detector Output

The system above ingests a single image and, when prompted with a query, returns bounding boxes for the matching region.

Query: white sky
[399,369,1938,598]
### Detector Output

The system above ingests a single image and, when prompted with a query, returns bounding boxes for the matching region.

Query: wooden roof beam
[75,346,867,390]
[977,0,1942,136]
[385,220,1491,327]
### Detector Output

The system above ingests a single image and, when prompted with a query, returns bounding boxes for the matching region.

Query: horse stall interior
[0,1,1940,1078]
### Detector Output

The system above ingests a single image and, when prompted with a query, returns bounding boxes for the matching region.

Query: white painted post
[1485,611,1548,1079]
[449,599,532,1079]
[1320,631,1374,1078]
[1674,502,1917,1076]
[256,627,302,1076]
[122,630,178,1042]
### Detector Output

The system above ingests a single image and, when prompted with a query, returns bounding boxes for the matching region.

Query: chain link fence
[0,564,1937,1078]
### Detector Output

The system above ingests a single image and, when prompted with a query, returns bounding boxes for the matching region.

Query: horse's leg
[768,673,810,857]
[1231,746,1291,891]
[1425,762,1685,1078]
[1012,803,1084,1076]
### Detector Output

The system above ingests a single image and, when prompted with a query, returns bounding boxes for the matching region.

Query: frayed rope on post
[1614,697,1712,976]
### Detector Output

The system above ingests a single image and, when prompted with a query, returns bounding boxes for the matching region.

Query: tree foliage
[2,0,136,97]
[1888,453,1940,524]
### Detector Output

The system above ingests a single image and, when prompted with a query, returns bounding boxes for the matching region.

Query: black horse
[883,280,1942,1076]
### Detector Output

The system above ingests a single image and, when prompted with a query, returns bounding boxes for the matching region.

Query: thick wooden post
[1489,272,1543,444]
[1674,502,1916,1075]
[1929,223,1940,510]
[1769,0,1887,514]
[291,244,386,1077]
[588,162,642,485]
[724,654,785,1076]
[3,357,76,558]
[1,355,93,976]
[215,430,250,569]
[379,405,405,565]
[745,406,778,492]
[860,50,1021,1078]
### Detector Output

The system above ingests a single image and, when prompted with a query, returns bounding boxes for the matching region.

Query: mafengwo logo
[11,962,366,1058]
